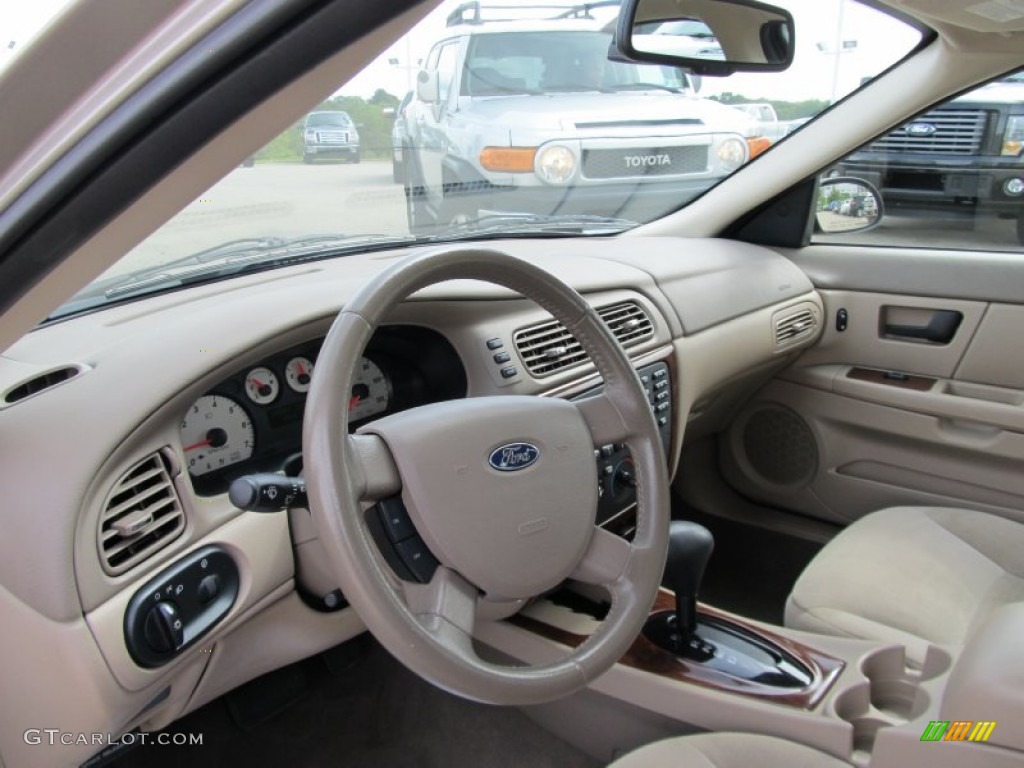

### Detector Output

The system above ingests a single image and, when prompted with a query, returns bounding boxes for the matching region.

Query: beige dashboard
[0,237,822,767]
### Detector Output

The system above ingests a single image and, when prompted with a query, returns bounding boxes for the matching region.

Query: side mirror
[615,0,795,77]
[416,69,440,104]
[816,178,884,234]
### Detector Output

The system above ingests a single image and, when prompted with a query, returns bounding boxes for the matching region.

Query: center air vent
[99,453,184,575]
[773,305,819,347]
[514,301,654,377]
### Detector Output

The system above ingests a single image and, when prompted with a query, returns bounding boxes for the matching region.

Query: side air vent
[514,301,654,377]
[773,305,819,347]
[3,365,83,405]
[99,453,185,575]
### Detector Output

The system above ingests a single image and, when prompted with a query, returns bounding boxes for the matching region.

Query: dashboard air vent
[99,453,184,575]
[773,306,818,347]
[4,366,81,404]
[514,301,654,377]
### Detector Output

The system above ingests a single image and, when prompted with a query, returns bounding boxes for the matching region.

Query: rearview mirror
[615,0,795,76]
[815,178,884,234]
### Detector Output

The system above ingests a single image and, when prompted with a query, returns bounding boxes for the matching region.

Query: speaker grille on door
[741,405,817,487]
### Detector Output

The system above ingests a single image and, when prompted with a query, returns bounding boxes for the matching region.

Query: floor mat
[110,637,600,768]
[675,504,823,625]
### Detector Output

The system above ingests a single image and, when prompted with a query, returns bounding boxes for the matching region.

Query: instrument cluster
[180,326,467,496]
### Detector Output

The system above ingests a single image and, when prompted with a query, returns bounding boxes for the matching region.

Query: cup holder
[832,646,945,758]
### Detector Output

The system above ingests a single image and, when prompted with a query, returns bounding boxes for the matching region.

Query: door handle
[884,310,962,344]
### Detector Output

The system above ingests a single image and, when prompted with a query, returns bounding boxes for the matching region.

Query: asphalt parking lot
[110,161,1023,277]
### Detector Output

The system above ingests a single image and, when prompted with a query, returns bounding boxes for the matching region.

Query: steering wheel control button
[379,497,416,542]
[486,338,504,350]
[396,537,439,583]
[124,546,239,668]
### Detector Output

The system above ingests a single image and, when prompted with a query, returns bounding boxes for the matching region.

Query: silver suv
[402,3,760,232]
[302,110,360,164]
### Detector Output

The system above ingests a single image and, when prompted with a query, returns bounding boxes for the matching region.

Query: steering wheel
[303,247,670,705]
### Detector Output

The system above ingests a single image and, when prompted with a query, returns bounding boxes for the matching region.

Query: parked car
[302,110,360,163]
[391,91,414,183]
[831,71,1024,242]
[402,7,761,232]
[2,1,1024,768]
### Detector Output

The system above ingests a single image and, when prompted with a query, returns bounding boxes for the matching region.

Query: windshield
[465,31,689,93]
[306,112,352,127]
[47,0,921,320]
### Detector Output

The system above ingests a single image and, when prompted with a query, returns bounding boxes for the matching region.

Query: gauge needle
[183,439,211,452]
[349,395,361,411]
[249,378,264,388]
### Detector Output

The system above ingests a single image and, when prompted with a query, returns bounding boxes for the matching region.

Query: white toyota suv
[402,5,761,231]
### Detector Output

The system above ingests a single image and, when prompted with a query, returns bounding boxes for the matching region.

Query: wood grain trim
[846,367,936,392]
[511,590,844,710]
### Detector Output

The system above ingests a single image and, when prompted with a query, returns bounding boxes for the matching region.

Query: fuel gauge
[285,356,314,393]
[245,366,279,405]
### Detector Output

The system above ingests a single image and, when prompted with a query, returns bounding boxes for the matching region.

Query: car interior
[0,0,1023,767]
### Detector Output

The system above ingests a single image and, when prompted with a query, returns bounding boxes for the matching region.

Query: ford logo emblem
[905,122,937,137]
[488,442,540,472]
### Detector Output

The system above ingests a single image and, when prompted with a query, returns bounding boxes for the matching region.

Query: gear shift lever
[665,521,714,638]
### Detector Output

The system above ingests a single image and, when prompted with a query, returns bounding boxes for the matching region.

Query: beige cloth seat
[609,733,849,767]
[785,506,1024,662]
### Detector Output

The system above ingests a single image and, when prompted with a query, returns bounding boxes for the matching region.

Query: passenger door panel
[719,252,1024,528]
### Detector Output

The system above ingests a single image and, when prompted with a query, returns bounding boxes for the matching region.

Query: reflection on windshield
[466,31,687,94]
[53,0,923,319]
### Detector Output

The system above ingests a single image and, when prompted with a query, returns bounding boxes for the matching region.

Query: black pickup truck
[832,72,1024,244]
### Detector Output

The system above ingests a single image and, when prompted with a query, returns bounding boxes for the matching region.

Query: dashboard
[0,239,825,766]
[181,326,467,495]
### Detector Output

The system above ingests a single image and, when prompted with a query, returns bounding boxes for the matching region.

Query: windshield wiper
[610,83,684,93]
[424,213,636,241]
[46,234,417,320]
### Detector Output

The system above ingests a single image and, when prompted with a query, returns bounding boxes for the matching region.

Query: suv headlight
[536,145,576,184]
[716,138,748,172]
[304,129,317,141]
[1003,115,1024,156]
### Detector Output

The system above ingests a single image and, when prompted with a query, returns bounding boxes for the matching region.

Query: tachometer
[348,357,389,422]
[181,395,255,477]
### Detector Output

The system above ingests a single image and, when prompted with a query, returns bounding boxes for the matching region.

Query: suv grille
[870,109,989,155]
[582,146,708,179]
[314,129,353,144]
[514,301,654,377]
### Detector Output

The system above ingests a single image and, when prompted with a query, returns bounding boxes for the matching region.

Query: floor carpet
[110,636,600,768]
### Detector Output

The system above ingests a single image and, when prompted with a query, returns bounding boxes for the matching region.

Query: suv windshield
[306,112,352,126]
[45,0,921,320]
[466,31,689,93]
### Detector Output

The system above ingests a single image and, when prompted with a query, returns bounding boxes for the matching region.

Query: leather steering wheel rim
[303,246,670,705]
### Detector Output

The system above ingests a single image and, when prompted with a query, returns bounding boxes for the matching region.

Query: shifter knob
[665,521,714,637]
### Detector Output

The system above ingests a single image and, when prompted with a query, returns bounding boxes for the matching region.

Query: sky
[3,0,922,103]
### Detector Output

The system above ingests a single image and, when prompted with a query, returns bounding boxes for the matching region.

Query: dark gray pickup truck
[832,72,1024,243]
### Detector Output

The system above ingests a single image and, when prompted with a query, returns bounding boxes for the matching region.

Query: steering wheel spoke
[346,433,401,502]
[574,391,631,446]
[571,526,633,586]
[402,566,479,644]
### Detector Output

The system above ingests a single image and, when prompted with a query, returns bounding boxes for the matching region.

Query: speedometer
[180,395,255,477]
[348,357,390,422]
